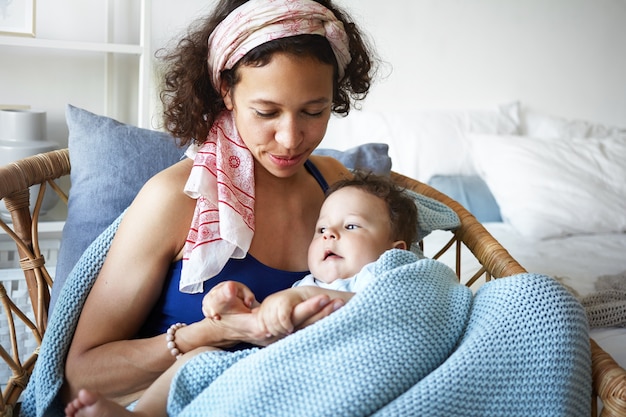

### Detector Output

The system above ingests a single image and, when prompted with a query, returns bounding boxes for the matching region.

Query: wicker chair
[1,149,624,417]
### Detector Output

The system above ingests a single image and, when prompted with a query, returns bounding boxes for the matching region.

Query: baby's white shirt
[293,262,376,293]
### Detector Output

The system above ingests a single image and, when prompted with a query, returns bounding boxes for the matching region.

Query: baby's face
[308,187,399,283]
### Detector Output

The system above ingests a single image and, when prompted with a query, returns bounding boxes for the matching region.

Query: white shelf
[36,220,66,235]
[0,0,152,128]
[0,220,64,239]
[0,36,144,55]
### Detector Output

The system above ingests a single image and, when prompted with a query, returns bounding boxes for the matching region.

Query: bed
[0,104,624,416]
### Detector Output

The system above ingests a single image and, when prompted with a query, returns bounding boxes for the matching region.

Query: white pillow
[321,102,520,182]
[522,108,626,140]
[469,133,626,240]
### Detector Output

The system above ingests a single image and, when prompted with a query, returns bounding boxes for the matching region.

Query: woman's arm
[63,159,196,404]
[62,160,263,404]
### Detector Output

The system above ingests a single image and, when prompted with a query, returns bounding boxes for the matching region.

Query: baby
[204,171,419,337]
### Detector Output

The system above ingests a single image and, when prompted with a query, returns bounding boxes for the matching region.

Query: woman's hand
[197,308,279,347]
[256,290,306,337]
[291,293,346,330]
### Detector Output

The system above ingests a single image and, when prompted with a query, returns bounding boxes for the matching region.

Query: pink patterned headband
[207,0,352,89]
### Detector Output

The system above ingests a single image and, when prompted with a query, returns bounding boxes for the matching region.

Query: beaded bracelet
[166,322,187,359]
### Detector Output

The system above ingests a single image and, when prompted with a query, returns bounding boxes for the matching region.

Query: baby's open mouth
[324,250,339,260]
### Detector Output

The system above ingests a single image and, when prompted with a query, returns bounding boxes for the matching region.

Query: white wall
[335,0,626,126]
[151,0,626,127]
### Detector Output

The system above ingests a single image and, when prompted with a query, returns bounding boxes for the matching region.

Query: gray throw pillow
[50,105,186,313]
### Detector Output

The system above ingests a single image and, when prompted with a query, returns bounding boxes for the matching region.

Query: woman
[61,0,377,408]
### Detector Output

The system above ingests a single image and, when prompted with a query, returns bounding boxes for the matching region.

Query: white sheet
[423,224,626,371]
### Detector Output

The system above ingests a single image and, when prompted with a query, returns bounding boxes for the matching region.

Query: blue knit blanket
[20,215,592,417]
[165,250,592,417]
[20,214,124,417]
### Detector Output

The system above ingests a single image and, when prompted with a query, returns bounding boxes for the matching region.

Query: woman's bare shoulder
[134,158,194,207]
[145,157,193,190]
[308,154,352,185]
[116,158,195,258]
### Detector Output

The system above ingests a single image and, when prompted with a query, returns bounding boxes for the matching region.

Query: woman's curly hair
[157,0,378,146]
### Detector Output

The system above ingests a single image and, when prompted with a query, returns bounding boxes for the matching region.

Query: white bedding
[423,224,626,372]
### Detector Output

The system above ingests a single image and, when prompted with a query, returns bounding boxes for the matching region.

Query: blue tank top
[137,160,329,343]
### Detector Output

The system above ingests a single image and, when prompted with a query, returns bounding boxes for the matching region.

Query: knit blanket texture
[19,214,592,417]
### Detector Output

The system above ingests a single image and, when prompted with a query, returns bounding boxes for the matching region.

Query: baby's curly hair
[327,172,419,247]
[157,0,378,146]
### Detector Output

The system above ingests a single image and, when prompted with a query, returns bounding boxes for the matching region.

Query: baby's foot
[202,281,257,319]
[65,389,135,417]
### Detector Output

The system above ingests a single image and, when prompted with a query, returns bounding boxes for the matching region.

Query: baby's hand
[257,290,305,337]
[202,281,258,320]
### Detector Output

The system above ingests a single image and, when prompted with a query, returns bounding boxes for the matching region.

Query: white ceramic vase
[0,109,59,220]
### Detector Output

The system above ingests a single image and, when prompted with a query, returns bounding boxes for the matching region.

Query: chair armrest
[0,148,70,414]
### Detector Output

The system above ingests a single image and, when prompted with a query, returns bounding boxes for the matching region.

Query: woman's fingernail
[332,301,344,311]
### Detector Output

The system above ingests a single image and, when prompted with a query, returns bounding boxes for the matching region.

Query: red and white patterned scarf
[181,0,351,293]
[181,112,255,293]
